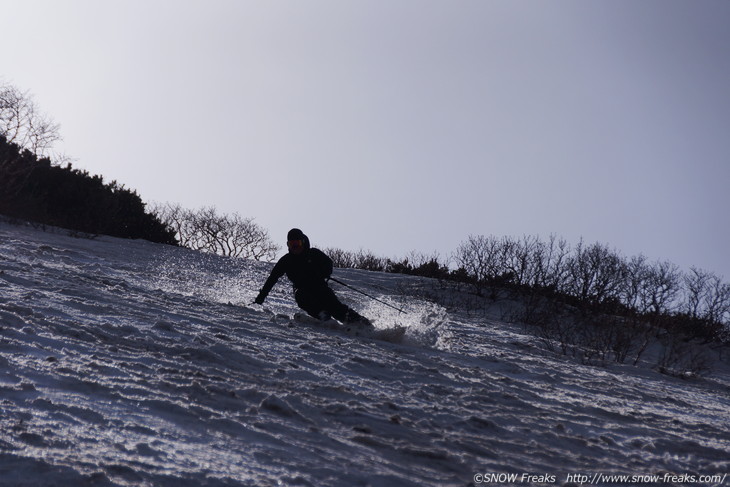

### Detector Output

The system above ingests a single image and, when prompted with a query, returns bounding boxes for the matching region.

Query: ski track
[0,221,729,486]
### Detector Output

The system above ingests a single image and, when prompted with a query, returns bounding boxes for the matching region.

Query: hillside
[0,221,728,486]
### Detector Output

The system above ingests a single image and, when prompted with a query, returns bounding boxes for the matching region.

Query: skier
[254,228,372,326]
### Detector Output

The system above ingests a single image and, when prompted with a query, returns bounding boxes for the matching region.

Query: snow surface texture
[0,221,729,487]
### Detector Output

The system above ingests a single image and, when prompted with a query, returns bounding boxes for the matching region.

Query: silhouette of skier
[255,229,372,326]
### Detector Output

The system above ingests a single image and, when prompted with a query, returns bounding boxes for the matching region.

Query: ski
[291,312,406,343]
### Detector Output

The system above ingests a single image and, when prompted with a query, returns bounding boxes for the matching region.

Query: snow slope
[0,221,728,487]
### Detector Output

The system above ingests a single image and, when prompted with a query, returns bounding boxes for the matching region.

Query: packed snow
[0,220,728,487]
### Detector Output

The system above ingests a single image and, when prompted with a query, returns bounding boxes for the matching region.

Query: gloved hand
[254,292,266,305]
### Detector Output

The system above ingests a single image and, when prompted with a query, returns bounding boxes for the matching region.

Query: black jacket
[258,248,333,299]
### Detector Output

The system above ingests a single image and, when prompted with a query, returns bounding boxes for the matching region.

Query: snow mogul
[254,228,372,326]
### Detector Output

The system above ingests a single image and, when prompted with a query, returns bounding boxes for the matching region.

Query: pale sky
[3,0,729,278]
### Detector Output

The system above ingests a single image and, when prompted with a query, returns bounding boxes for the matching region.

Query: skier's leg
[297,287,341,321]
[321,287,371,325]
[294,289,326,319]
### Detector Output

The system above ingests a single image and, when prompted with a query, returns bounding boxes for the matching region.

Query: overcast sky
[3,0,729,278]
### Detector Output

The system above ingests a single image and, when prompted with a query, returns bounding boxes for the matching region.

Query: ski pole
[329,277,407,314]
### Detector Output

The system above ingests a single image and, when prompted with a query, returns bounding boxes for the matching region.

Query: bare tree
[151,203,279,261]
[704,277,730,326]
[620,254,649,312]
[501,236,528,285]
[684,268,730,324]
[526,234,571,292]
[323,247,357,268]
[351,249,388,272]
[454,235,502,295]
[1,83,61,158]
[639,260,681,316]
[150,203,189,246]
[564,240,625,306]
[684,267,712,319]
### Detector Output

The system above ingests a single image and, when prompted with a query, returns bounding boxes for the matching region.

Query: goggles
[287,239,304,250]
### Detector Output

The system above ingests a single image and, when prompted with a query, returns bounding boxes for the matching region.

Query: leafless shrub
[352,249,388,272]
[563,240,626,308]
[324,247,398,273]
[1,82,61,158]
[324,247,356,268]
[639,260,682,316]
[656,333,714,377]
[681,268,730,341]
[152,203,278,261]
[453,235,504,296]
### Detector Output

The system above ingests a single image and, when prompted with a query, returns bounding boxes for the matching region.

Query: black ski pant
[294,285,363,323]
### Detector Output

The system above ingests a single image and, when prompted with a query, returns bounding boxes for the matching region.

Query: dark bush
[0,135,176,244]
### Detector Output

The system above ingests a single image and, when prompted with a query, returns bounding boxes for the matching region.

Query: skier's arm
[312,249,333,280]
[255,258,287,304]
